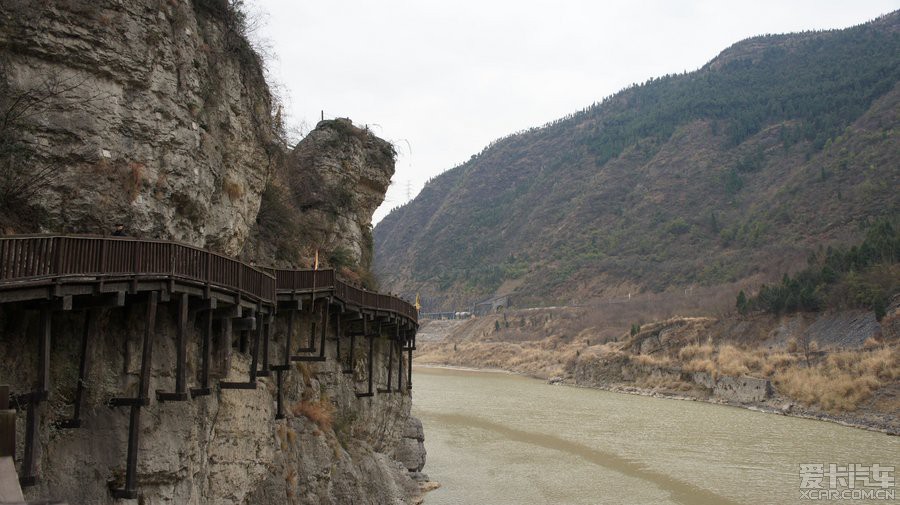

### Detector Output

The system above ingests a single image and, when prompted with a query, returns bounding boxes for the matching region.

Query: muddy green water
[412,366,898,505]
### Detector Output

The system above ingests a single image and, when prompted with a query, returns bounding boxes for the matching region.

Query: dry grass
[295,362,312,386]
[683,358,716,375]
[863,337,882,349]
[292,397,335,432]
[679,344,794,379]
[275,423,298,450]
[631,353,673,368]
[716,345,760,376]
[284,467,298,497]
[415,339,574,378]
[677,342,897,413]
[223,177,244,201]
[678,342,714,361]
[774,368,880,412]
[773,348,899,412]
[418,305,900,415]
[826,348,899,381]
[760,351,797,377]
[126,162,144,202]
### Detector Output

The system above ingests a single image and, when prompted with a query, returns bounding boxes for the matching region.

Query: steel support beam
[20,306,51,486]
[158,293,189,402]
[110,291,157,499]
[191,309,213,398]
[57,310,94,428]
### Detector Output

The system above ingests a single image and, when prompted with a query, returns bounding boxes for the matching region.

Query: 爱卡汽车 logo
[800,464,895,501]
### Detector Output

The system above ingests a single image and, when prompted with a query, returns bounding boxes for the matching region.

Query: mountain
[374,12,900,311]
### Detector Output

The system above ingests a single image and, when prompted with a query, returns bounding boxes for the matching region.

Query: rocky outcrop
[0,0,279,254]
[242,119,394,275]
[289,119,393,269]
[395,416,426,473]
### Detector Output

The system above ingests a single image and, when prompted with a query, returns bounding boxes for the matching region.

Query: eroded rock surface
[0,0,278,254]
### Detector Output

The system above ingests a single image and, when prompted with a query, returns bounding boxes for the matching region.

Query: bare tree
[0,69,108,224]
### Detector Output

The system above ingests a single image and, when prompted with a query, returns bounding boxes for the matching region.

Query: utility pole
[406,180,412,201]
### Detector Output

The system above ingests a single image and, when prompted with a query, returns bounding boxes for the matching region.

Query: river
[412,366,898,505]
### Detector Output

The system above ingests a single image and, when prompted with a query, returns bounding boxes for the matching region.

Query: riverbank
[414,301,900,434]
[561,377,899,436]
[416,362,898,435]
[414,303,900,435]
[414,356,899,436]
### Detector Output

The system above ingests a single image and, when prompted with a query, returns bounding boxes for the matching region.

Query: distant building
[472,295,511,316]
[422,311,462,320]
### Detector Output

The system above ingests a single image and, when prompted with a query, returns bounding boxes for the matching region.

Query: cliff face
[0,303,422,505]
[0,1,423,504]
[0,0,279,254]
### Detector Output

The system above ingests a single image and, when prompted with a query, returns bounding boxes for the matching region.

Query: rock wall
[713,375,772,403]
[396,417,426,474]
[0,0,279,254]
[0,301,424,505]
[242,119,395,276]
[0,1,424,503]
[288,119,393,271]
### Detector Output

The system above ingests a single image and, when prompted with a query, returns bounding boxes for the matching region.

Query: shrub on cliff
[292,397,335,432]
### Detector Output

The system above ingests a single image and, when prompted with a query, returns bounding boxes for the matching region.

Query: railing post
[204,251,211,299]
[131,240,141,294]
[52,236,62,275]
[51,237,63,294]
[100,239,108,274]
[167,243,176,295]
[237,261,243,301]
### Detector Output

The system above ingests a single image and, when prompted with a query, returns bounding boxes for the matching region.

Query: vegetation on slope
[375,12,900,310]
[739,218,900,319]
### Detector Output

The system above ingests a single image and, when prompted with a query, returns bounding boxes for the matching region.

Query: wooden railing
[0,235,417,324]
[274,268,418,323]
[0,235,276,303]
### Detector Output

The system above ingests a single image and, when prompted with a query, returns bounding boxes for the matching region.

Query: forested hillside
[375,12,900,310]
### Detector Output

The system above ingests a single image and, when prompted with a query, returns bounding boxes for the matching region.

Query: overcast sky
[247,0,899,223]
